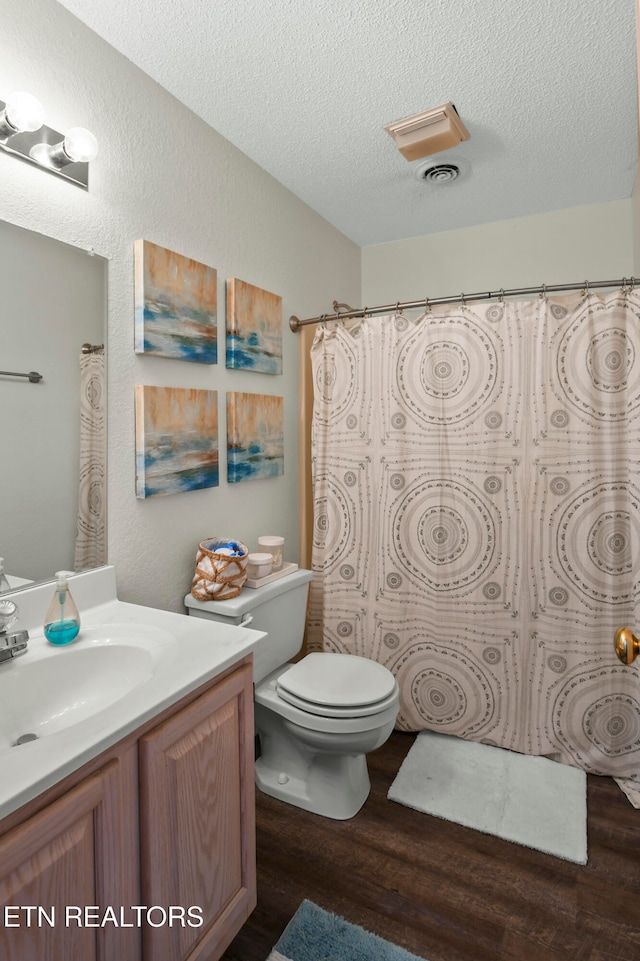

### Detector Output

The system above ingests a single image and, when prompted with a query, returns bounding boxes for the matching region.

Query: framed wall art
[134,239,218,364]
[135,385,219,498]
[226,277,282,374]
[226,391,284,483]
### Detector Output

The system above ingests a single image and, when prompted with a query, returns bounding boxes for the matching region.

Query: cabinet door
[0,758,140,961]
[139,662,256,961]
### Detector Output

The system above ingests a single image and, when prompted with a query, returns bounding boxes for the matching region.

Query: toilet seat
[276,684,399,718]
[255,665,400,735]
[276,652,398,719]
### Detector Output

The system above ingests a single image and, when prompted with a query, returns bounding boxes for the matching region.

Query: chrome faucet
[0,599,29,663]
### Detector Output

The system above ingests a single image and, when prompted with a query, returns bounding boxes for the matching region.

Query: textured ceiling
[57,0,638,247]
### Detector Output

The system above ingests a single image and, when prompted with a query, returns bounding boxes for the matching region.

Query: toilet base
[255,747,370,820]
[253,665,399,820]
[254,697,372,820]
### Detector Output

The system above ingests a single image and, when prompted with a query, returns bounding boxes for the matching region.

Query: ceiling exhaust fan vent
[419,162,460,184]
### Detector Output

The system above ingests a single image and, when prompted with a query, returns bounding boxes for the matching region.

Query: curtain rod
[289,277,637,331]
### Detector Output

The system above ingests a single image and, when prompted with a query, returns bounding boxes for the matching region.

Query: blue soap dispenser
[44,571,80,645]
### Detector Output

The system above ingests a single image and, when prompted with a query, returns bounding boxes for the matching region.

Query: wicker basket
[191,537,249,601]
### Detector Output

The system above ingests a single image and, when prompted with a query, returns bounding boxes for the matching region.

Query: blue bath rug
[267,900,429,961]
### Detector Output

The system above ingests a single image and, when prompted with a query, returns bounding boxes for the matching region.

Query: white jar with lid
[247,553,273,579]
[257,536,284,571]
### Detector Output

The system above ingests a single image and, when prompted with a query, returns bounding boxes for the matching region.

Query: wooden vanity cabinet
[139,661,256,961]
[0,656,256,961]
[0,750,140,961]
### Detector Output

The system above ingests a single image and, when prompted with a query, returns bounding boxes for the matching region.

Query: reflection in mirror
[0,221,107,593]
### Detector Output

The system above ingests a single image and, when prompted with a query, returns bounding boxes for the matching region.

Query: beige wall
[634,175,640,274]
[1,0,360,612]
[3,0,636,615]
[362,199,634,307]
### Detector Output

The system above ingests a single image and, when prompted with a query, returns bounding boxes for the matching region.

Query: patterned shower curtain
[307,290,640,804]
[74,348,106,571]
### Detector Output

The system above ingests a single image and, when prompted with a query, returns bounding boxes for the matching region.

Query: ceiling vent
[384,102,470,162]
[417,162,460,184]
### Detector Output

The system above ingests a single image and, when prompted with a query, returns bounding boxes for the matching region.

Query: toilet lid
[276,653,397,711]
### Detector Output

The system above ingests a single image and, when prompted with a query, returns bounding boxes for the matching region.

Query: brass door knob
[614,627,640,665]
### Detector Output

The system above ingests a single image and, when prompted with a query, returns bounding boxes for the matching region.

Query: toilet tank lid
[184,567,313,617]
[278,652,397,708]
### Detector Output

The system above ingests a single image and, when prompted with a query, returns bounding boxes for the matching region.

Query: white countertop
[0,566,265,821]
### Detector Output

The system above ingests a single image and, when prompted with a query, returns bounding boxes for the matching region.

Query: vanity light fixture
[0,91,98,189]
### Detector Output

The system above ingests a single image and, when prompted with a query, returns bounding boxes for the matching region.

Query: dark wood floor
[223,731,640,961]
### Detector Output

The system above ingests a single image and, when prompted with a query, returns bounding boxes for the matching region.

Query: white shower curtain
[307,290,640,804]
[74,348,106,570]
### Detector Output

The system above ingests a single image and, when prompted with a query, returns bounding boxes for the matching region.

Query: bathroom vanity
[0,567,264,961]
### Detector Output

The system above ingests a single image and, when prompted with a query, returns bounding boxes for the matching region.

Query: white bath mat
[388,731,587,864]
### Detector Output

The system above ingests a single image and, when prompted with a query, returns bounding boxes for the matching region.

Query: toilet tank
[184,568,314,683]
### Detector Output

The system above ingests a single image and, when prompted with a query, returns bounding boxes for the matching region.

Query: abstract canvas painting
[134,240,217,363]
[226,278,282,374]
[135,386,219,498]
[227,391,284,483]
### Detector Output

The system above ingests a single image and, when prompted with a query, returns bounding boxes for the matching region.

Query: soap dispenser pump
[44,571,80,646]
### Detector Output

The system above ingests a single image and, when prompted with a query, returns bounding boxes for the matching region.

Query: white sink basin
[0,565,266,821]
[0,623,173,752]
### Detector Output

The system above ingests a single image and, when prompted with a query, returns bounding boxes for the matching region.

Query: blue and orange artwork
[226,278,282,374]
[135,386,219,498]
[227,391,284,483]
[134,240,217,364]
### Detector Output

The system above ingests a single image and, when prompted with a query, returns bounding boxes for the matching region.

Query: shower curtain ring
[583,279,590,297]
[424,296,431,313]
[499,288,505,303]
[460,292,465,308]
[631,277,636,291]
[540,284,547,300]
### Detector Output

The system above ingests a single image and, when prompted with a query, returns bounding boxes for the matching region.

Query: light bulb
[3,91,44,133]
[30,125,99,170]
[62,127,99,163]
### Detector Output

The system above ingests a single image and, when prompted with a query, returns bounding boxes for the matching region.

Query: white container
[247,552,273,579]
[258,535,284,571]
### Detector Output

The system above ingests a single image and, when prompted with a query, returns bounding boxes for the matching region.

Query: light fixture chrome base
[0,100,89,189]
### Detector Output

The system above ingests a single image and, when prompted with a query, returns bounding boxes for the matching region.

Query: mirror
[0,220,107,592]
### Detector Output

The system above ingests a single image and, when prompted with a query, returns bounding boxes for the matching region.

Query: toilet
[184,568,399,820]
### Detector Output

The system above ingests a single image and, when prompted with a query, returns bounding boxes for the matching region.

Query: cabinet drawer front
[139,663,256,961]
